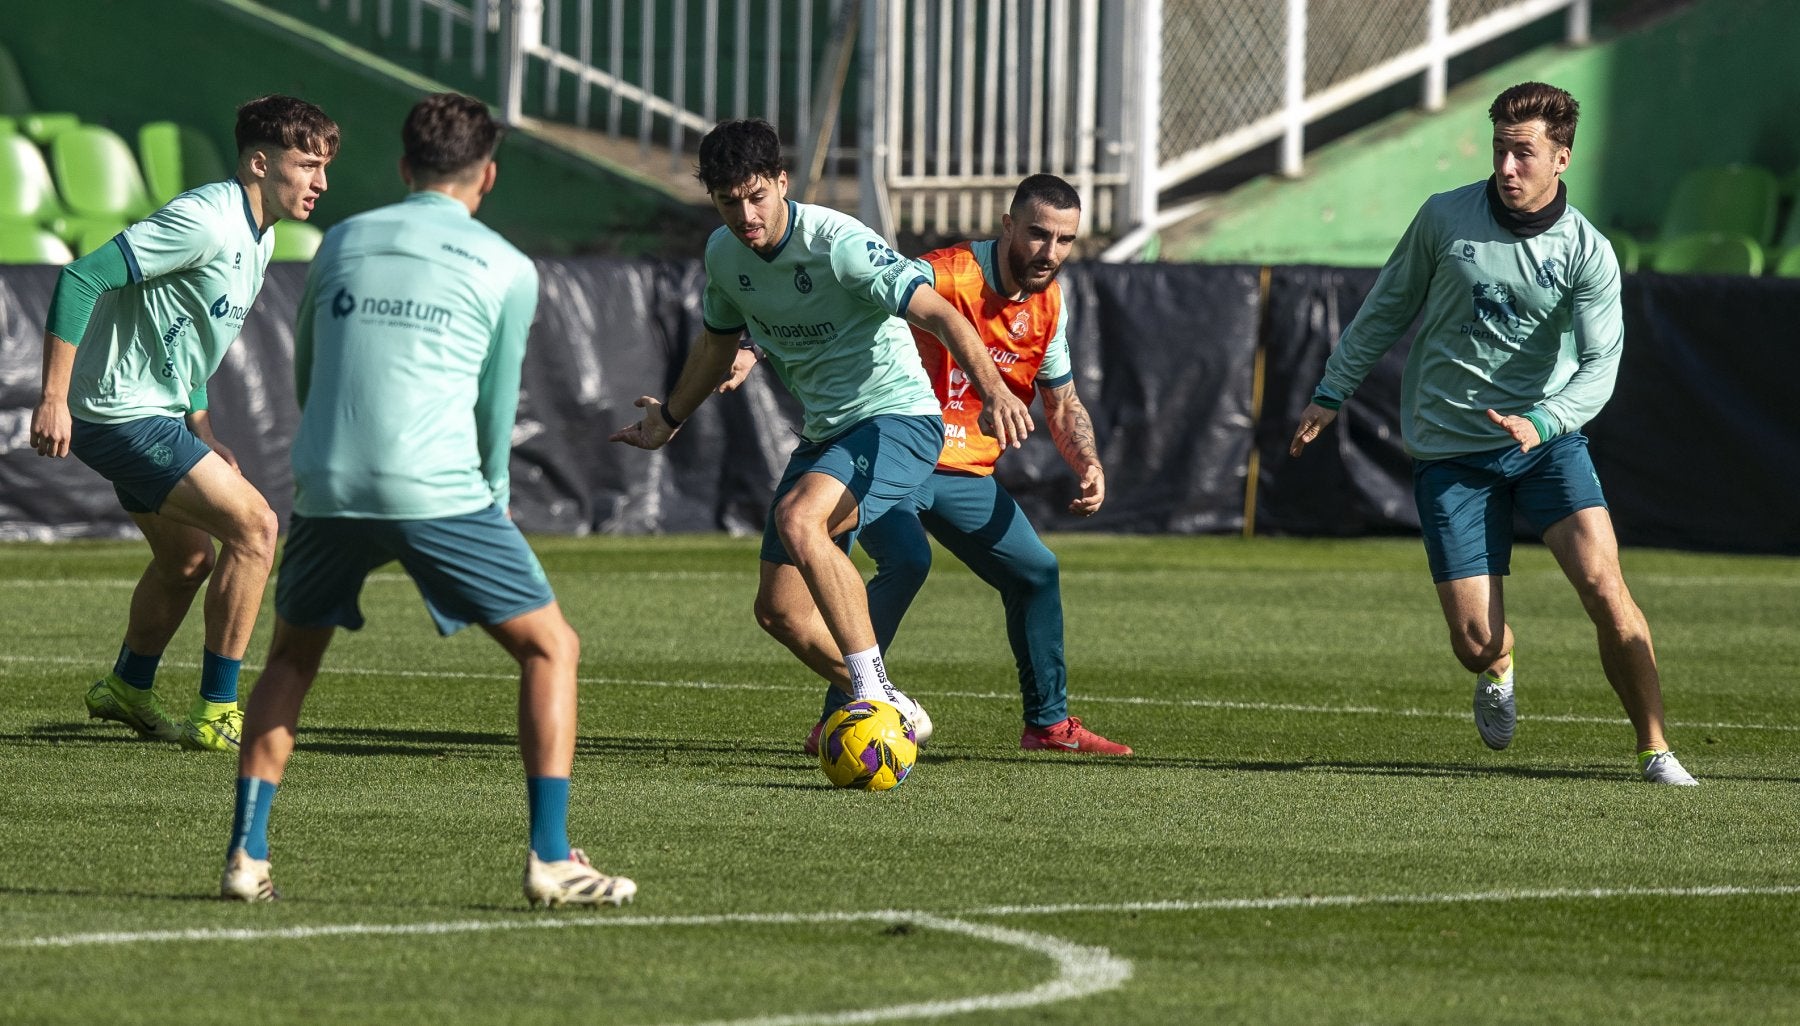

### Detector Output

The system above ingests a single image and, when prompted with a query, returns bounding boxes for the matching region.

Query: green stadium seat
[70,220,128,257]
[0,218,74,264]
[49,124,154,223]
[1657,165,1780,247]
[20,113,80,144]
[1648,232,1763,275]
[0,131,68,227]
[138,121,228,206]
[1605,231,1641,273]
[1770,246,1800,278]
[270,219,323,262]
[0,41,79,145]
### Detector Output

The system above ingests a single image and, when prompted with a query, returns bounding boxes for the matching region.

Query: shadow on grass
[914,748,1796,785]
[7,722,171,747]
[11,722,1787,785]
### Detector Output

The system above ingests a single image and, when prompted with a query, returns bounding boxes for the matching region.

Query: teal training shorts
[759,413,943,565]
[1412,432,1608,583]
[275,504,555,636]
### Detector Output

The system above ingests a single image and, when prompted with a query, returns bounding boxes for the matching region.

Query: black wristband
[737,337,757,351]
[658,404,683,429]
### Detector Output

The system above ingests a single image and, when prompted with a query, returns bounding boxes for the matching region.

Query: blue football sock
[114,643,161,691]
[526,776,571,862]
[200,649,242,705]
[229,777,277,860]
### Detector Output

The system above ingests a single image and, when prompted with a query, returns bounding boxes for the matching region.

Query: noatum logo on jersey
[330,287,453,329]
[209,293,250,322]
[749,313,835,345]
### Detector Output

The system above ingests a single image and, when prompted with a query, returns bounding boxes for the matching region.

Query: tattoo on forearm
[1051,394,1099,473]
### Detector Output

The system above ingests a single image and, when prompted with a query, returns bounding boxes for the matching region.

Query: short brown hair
[403,92,504,182]
[235,95,340,158]
[695,118,785,194]
[1488,82,1579,151]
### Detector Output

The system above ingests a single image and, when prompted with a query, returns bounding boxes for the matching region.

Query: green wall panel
[1164,0,1800,266]
[0,0,712,255]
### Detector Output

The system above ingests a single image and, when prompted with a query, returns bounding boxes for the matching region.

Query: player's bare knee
[547,616,581,669]
[752,593,796,642]
[156,545,216,590]
[223,503,280,566]
[1574,574,1631,622]
[771,514,815,561]
[1449,629,1504,674]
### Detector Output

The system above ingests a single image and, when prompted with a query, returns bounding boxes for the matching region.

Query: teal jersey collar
[232,177,264,241]
[404,190,475,217]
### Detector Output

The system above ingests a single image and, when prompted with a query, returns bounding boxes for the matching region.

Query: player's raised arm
[904,286,1033,449]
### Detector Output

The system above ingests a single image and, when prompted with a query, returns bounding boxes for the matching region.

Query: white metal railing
[1114,0,1594,257]
[288,0,1590,252]
[858,0,1134,239]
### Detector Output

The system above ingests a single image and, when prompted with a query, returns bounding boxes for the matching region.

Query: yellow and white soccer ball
[819,699,918,790]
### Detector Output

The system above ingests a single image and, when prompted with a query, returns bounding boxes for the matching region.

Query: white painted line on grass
[12,883,1798,951]
[4,651,1796,734]
[8,909,1130,1026]
[12,886,1796,1023]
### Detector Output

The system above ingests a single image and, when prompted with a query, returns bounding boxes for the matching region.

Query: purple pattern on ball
[859,741,885,774]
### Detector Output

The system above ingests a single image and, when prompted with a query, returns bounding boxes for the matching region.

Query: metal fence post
[498,0,526,125]
[858,0,895,242]
[1567,0,1591,44]
[1424,0,1449,111]
[1132,0,1162,231]
[1280,0,1305,177]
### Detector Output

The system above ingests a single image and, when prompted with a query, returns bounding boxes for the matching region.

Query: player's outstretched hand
[716,347,759,394]
[609,396,678,450]
[1486,408,1541,453]
[1068,464,1105,517]
[1288,402,1338,458]
[28,399,71,458]
[978,391,1034,450]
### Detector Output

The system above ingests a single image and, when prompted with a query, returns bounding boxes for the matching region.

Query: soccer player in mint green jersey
[1289,82,1696,786]
[612,118,1034,752]
[729,174,1131,758]
[29,95,338,754]
[221,94,634,908]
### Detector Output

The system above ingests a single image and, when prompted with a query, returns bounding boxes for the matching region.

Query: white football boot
[524,849,636,908]
[1473,674,1516,750]
[1639,750,1699,786]
[221,849,277,902]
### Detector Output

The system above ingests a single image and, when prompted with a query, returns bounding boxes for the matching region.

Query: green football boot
[179,699,244,753]
[84,673,182,742]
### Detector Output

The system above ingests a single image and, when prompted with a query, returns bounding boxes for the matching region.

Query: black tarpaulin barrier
[1254,266,1418,538]
[1029,262,1263,534]
[1,260,1796,554]
[0,263,308,541]
[1591,273,1800,553]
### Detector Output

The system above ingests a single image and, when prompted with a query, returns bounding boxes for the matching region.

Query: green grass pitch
[2,534,1797,1024]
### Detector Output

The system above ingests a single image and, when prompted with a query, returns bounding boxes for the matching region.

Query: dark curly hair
[404,92,504,181]
[235,95,339,158]
[695,118,786,193]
